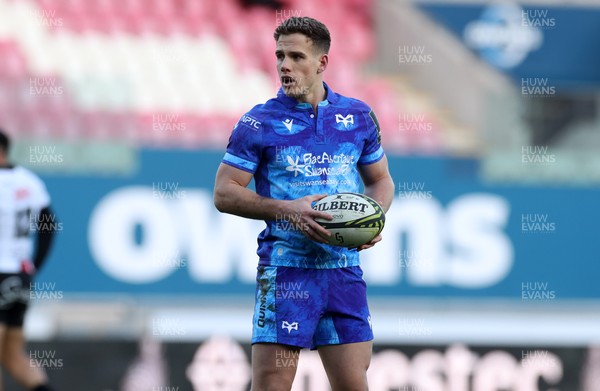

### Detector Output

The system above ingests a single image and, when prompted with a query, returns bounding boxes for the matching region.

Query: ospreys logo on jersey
[334,113,357,131]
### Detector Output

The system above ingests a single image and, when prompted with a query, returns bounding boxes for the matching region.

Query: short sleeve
[358,108,384,165]
[222,112,263,174]
[23,168,51,210]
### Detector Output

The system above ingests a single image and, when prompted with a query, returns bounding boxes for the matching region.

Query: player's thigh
[317,340,373,391]
[0,322,6,354]
[3,326,25,356]
[251,343,300,391]
[0,301,28,355]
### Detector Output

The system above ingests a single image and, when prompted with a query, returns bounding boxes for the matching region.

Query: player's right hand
[284,194,333,244]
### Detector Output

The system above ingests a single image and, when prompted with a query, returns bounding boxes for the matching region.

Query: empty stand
[0,0,443,152]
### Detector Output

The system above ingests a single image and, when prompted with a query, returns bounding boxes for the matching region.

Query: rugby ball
[312,193,385,248]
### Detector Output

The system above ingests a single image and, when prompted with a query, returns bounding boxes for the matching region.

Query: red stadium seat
[1,0,444,152]
[0,41,28,79]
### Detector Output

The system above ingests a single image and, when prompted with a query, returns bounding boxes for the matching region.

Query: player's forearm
[33,206,56,271]
[214,183,289,220]
[364,176,395,213]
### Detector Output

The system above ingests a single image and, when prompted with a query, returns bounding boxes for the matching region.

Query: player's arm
[33,206,57,271]
[213,163,332,243]
[359,155,394,213]
[356,156,394,251]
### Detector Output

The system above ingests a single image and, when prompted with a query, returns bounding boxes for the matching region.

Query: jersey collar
[276,82,339,109]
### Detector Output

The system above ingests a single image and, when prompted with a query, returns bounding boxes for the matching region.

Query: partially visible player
[214,17,394,390]
[0,130,57,391]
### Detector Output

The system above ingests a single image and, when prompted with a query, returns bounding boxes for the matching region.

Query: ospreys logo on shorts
[282,320,299,333]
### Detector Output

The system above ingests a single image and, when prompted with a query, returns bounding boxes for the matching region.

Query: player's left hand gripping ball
[312,193,385,248]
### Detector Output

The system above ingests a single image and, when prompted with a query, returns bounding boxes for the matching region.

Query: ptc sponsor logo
[238,115,261,130]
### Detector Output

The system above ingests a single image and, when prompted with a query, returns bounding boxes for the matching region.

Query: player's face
[275,33,327,100]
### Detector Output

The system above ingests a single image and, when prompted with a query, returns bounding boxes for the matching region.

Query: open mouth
[281,76,294,87]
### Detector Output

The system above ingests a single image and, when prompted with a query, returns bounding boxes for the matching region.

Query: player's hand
[355,234,382,252]
[20,260,36,275]
[284,194,332,244]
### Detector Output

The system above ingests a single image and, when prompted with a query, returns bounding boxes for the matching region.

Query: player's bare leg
[318,341,372,391]
[251,343,300,391]
[0,324,5,391]
[1,327,48,389]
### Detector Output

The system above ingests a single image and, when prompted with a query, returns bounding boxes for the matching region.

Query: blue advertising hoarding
[417,3,600,91]
[34,149,600,301]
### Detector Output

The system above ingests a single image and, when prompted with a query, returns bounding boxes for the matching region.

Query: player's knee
[251,367,295,391]
[251,384,292,391]
[331,372,369,391]
[1,349,19,371]
[332,381,368,391]
[251,379,294,391]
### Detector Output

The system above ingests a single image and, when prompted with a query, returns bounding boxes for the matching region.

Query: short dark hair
[274,17,331,54]
[0,129,9,154]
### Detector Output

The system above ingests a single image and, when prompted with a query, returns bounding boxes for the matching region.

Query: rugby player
[214,17,394,390]
[0,130,57,391]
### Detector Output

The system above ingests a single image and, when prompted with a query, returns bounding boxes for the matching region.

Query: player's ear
[317,53,328,74]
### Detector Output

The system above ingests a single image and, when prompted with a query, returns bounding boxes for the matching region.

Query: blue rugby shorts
[251,265,373,349]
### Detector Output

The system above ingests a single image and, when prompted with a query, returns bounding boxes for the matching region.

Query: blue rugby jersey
[222,83,384,269]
